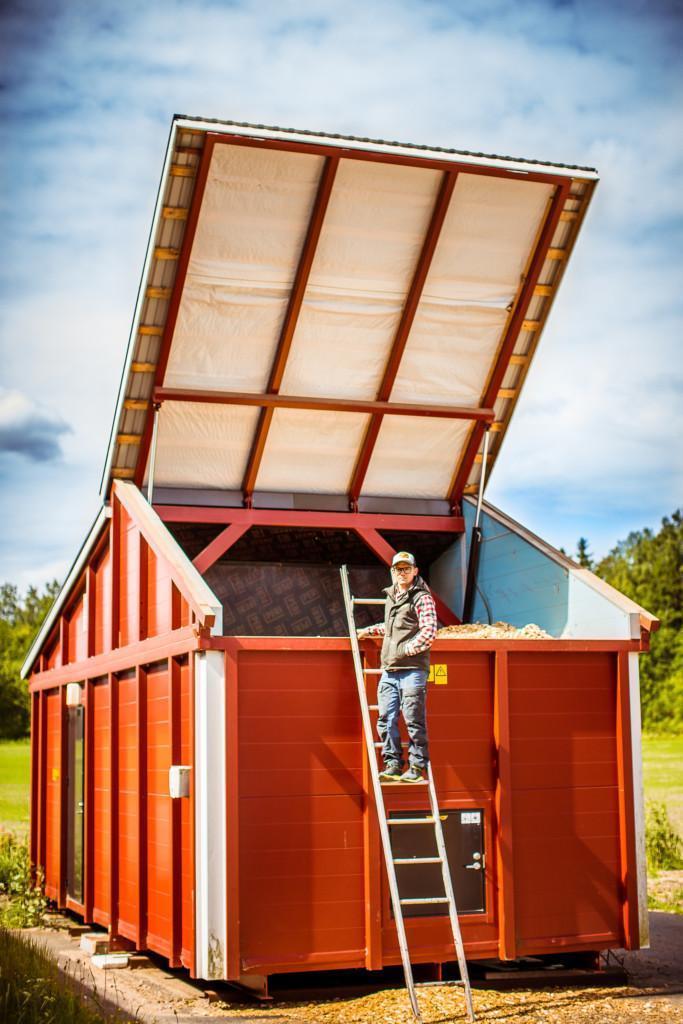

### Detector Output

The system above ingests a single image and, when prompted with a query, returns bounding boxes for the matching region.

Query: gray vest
[380,577,433,672]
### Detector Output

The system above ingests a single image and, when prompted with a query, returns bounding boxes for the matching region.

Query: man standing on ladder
[357,551,437,783]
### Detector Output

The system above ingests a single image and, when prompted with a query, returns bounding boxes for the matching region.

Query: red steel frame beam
[616,652,639,948]
[348,170,458,507]
[241,156,340,501]
[354,526,458,626]
[493,650,516,960]
[193,523,250,575]
[153,386,494,423]
[155,505,464,533]
[448,180,571,506]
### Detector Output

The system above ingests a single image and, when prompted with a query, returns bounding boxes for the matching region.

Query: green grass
[642,733,683,834]
[0,739,30,833]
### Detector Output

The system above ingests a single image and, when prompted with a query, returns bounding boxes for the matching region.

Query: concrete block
[80,933,110,956]
[91,953,130,970]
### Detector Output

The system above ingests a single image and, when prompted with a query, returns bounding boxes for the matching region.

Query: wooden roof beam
[347,170,459,508]
[153,386,495,422]
[241,155,340,501]
[448,180,572,506]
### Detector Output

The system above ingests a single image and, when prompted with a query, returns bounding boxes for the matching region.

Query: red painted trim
[154,386,494,423]
[86,567,96,659]
[448,180,571,504]
[84,679,95,922]
[349,171,458,503]
[109,672,119,937]
[242,156,340,499]
[58,685,68,906]
[169,658,182,968]
[225,645,241,979]
[29,691,38,872]
[204,635,641,654]
[37,690,47,876]
[136,665,148,949]
[135,136,218,488]
[193,523,251,575]
[59,615,69,669]
[210,131,572,187]
[188,652,197,977]
[362,643,382,970]
[354,526,459,626]
[155,505,465,534]
[111,506,120,651]
[28,627,200,692]
[493,651,516,959]
[616,652,639,948]
[138,534,148,642]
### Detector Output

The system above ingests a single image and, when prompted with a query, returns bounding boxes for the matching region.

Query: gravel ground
[23,910,683,1024]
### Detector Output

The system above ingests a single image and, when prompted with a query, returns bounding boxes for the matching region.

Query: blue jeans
[377,669,429,770]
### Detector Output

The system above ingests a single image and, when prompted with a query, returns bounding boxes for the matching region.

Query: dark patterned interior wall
[205,564,389,637]
[167,524,457,637]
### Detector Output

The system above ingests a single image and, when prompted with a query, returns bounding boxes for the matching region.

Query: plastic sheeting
[154,146,555,498]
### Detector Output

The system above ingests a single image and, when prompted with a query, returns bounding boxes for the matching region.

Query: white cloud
[0,0,681,576]
[0,389,71,463]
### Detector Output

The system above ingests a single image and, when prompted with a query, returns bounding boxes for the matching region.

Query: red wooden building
[23,117,657,989]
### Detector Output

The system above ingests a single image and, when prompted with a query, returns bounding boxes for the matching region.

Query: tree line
[0,510,681,737]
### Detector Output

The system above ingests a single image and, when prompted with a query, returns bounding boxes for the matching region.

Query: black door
[66,705,84,902]
[389,808,486,918]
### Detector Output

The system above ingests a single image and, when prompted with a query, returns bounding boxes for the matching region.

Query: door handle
[465,862,481,870]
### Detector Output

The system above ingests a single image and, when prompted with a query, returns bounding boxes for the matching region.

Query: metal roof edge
[20,506,109,680]
[172,113,600,180]
[99,119,181,498]
[467,496,658,629]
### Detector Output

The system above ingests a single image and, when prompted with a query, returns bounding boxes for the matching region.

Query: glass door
[66,705,84,902]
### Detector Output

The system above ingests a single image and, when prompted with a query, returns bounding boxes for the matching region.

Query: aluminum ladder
[339,565,475,1023]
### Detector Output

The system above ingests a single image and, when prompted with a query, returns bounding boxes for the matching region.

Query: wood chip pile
[437,621,553,639]
[220,982,683,1023]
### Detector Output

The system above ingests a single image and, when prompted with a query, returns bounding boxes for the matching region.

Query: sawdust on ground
[437,621,553,639]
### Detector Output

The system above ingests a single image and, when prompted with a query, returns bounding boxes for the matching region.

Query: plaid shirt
[364,586,438,657]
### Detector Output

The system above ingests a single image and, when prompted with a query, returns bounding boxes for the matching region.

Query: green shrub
[646,801,683,871]
[0,831,47,927]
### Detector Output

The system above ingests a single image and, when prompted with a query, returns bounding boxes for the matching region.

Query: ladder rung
[393,857,442,865]
[368,704,379,711]
[373,741,383,747]
[352,598,386,605]
[363,668,383,674]
[387,817,435,825]
[382,779,428,786]
[416,980,466,988]
[399,897,450,905]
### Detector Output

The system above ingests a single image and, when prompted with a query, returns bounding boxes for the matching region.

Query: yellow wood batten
[497,388,516,399]
[138,325,164,337]
[509,354,528,365]
[123,399,149,411]
[131,362,156,373]
[534,284,553,297]
[521,319,540,332]
[146,286,172,300]
[546,248,567,260]
[161,206,189,221]
[111,467,136,479]
[170,164,196,178]
[117,434,142,445]
[154,247,180,260]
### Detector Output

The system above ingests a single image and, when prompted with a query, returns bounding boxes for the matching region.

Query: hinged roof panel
[102,115,598,510]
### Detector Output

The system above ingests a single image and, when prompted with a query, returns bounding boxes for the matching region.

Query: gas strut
[462,428,490,623]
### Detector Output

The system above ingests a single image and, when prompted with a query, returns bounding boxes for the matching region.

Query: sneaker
[400,766,425,783]
[379,764,403,782]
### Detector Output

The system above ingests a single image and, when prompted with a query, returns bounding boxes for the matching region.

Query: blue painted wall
[429,501,570,636]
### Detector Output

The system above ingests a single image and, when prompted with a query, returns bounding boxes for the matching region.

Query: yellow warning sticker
[429,664,448,685]
[51,768,60,781]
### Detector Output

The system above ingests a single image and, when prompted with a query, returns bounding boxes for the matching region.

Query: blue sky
[1,0,681,589]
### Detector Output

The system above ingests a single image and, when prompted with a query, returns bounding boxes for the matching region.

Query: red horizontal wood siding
[92,680,111,924]
[44,690,62,900]
[508,652,622,951]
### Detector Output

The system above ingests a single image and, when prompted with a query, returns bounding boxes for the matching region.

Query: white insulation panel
[152,147,556,499]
